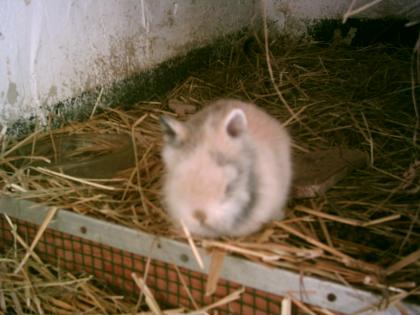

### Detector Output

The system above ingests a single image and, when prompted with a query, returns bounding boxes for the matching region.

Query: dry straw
[0,23,419,312]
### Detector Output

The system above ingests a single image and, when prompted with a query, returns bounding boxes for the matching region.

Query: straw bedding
[1,34,419,310]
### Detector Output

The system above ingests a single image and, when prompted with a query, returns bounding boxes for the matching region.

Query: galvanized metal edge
[0,197,418,315]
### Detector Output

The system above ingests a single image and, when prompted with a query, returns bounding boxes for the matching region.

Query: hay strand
[180,219,205,270]
[185,287,244,315]
[205,249,226,296]
[386,249,420,276]
[32,167,117,191]
[281,297,292,315]
[132,273,164,315]
[343,0,385,23]
[14,207,58,274]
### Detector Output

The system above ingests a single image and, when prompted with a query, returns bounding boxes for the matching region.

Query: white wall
[265,0,420,34]
[0,0,255,127]
[1,0,419,129]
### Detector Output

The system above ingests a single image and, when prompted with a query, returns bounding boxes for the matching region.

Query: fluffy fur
[160,99,292,237]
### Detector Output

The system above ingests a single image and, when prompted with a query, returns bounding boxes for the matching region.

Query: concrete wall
[266,0,420,35]
[0,0,255,128]
[1,0,419,129]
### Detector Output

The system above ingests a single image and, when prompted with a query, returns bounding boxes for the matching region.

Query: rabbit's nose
[193,209,207,225]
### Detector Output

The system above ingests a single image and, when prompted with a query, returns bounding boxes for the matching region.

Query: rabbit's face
[161,109,256,237]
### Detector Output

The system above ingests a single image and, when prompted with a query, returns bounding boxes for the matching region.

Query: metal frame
[0,197,418,314]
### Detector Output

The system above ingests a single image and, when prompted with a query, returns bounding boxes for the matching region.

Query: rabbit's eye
[212,151,230,166]
[225,180,235,196]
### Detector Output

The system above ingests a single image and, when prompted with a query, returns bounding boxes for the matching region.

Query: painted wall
[1,0,419,129]
[0,0,255,128]
[266,0,420,35]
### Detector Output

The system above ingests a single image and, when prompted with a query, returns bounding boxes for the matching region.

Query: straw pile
[1,32,419,311]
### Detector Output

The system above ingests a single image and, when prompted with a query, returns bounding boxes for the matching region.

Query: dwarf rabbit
[160,99,292,237]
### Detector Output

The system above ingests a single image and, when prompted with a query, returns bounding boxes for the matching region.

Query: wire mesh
[0,215,284,314]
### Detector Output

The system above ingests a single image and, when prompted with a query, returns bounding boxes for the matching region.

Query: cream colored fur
[161,99,292,237]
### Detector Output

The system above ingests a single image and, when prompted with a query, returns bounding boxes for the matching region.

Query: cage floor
[1,35,419,311]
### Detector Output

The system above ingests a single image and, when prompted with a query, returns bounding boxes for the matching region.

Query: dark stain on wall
[7,31,245,137]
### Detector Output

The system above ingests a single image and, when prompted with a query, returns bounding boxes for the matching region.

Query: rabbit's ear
[224,108,247,138]
[160,116,187,144]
